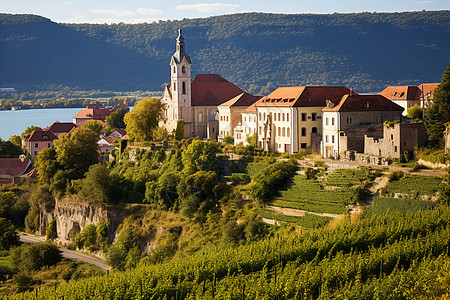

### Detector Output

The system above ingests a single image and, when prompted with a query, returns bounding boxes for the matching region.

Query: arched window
[199,112,203,123]
[182,82,186,95]
[301,127,307,137]
[312,127,318,134]
[282,127,285,136]
[287,127,290,137]
[182,66,186,73]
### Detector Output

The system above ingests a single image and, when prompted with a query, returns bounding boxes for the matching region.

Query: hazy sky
[1,0,449,24]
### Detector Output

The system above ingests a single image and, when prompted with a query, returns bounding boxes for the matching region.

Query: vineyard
[12,205,450,299]
[258,208,332,228]
[268,168,372,217]
[383,175,441,196]
[368,196,437,215]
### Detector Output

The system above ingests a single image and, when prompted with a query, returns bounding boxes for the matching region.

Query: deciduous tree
[124,98,165,141]
[106,107,129,130]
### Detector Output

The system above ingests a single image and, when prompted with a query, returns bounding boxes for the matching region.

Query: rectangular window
[301,143,307,149]
[325,135,329,143]
[282,113,285,122]
[332,135,335,143]
[274,114,277,121]
[34,151,37,156]
[332,118,335,126]
[326,118,329,125]
[35,143,38,148]
[312,113,316,121]
[287,114,289,122]
[48,143,51,148]
[301,113,307,121]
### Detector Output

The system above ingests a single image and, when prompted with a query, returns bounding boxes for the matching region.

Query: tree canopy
[124,98,165,141]
[0,140,23,158]
[425,66,450,145]
[106,107,129,130]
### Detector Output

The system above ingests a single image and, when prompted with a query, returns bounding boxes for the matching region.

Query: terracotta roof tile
[191,74,244,106]
[44,121,77,135]
[242,103,257,113]
[255,86,352,107]
[76,120,106,127]
[322,94,404,112]
[418,83,439,99]
[0,158,32,177]
[219,92,262,107]
[23,130,57,142]
[379,85,421,100]
[73,108,111,120]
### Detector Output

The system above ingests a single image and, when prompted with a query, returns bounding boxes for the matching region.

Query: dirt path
[266,205,340,218]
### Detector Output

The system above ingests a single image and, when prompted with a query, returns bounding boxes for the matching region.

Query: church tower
[170,29,192,123]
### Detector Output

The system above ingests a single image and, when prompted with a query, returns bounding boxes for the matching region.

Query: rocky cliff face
[39,196,122,245]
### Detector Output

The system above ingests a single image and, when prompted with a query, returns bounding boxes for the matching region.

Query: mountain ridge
[0,11,449,94]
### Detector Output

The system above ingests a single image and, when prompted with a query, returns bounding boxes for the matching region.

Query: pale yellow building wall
[296,107,323,150]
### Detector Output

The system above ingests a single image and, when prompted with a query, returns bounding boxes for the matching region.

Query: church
[161,29,252,139]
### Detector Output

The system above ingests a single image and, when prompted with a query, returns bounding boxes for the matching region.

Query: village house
[254,86,352,153]
[76,119,106,137]
[379,83,439,115]
[73,102,126,125]
[22,130,57,158]
[97,135,116,153]
[0,156,34,184]
[110,129,127,139]
[218,92,261,142]
[160,29,256,139]
[321,93,404,158]
[43,121,77,137]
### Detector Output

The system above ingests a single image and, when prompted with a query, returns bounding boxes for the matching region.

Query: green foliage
[7,135,22,148]
[46,220,57,241]
[425,66,450,145]
[53,127,100,180]
[177,171,223,221]
[175,120,184,140]
[223,135,234,145]
[258,209,332,228]
[83,120,103,136]
[145,171,179,209]
[11,242,62,272]
[0,218,19,250]
[385,175,440,196]
[249,160,298,202]
[152,126,168,141]
[181,140,220,176]
[368,196,436,215]
[406,104,423,121]
[415,146,449,164]
[0,140,23,158]
[387,170,404,182]
[124,98,165,141]
[79,164,121,204]
[383,120,400,128]
[105,107,129,130]
[106,244,126,271]
[246,133,258,147]
[35,148,59,185]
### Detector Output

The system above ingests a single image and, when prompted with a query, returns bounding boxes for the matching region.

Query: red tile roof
[87,102,105,109]
[379,85,421,100]
[0,158,32,177]
[322,94,404,112]
[23,130,57,142]
[73,108,111,120]
[256,86,353,107]
[418,83,439,99]
[100,136,116,145]
[191,74,244,106]
[44,121,77,135]
[219,92,262,107]
[112,129,127,136]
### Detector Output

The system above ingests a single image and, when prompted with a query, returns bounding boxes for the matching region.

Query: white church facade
[161,29,256,139]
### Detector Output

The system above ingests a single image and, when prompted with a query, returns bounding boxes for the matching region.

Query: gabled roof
[112,129,127,136]
[0,158,32,177]
[219,92,262,108]
[99,136,116,145]
[419,83,439,99]
[322,94,404,112]
[87,102,105,109]
[379,85,422,100]
[191,74,244,106]
[23,130,57,142]
[44,121,77,135]
[242,103,257,114]
[256,86,352,107]
[73,108,111,120]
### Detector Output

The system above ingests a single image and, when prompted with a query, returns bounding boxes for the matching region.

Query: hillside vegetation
[0,11,449,93]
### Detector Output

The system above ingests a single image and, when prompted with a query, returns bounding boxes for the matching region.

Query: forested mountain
[0,11,449,94]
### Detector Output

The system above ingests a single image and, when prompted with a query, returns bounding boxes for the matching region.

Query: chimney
[19,154,25,162]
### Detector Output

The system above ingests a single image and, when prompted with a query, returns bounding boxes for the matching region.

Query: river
[0,107,82,140]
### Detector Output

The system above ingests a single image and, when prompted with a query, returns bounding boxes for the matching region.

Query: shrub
[223,135,234,145]
[46,219,57,241]
[387,171,404,182]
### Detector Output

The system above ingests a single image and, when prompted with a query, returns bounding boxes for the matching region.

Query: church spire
[173,28,191,64]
